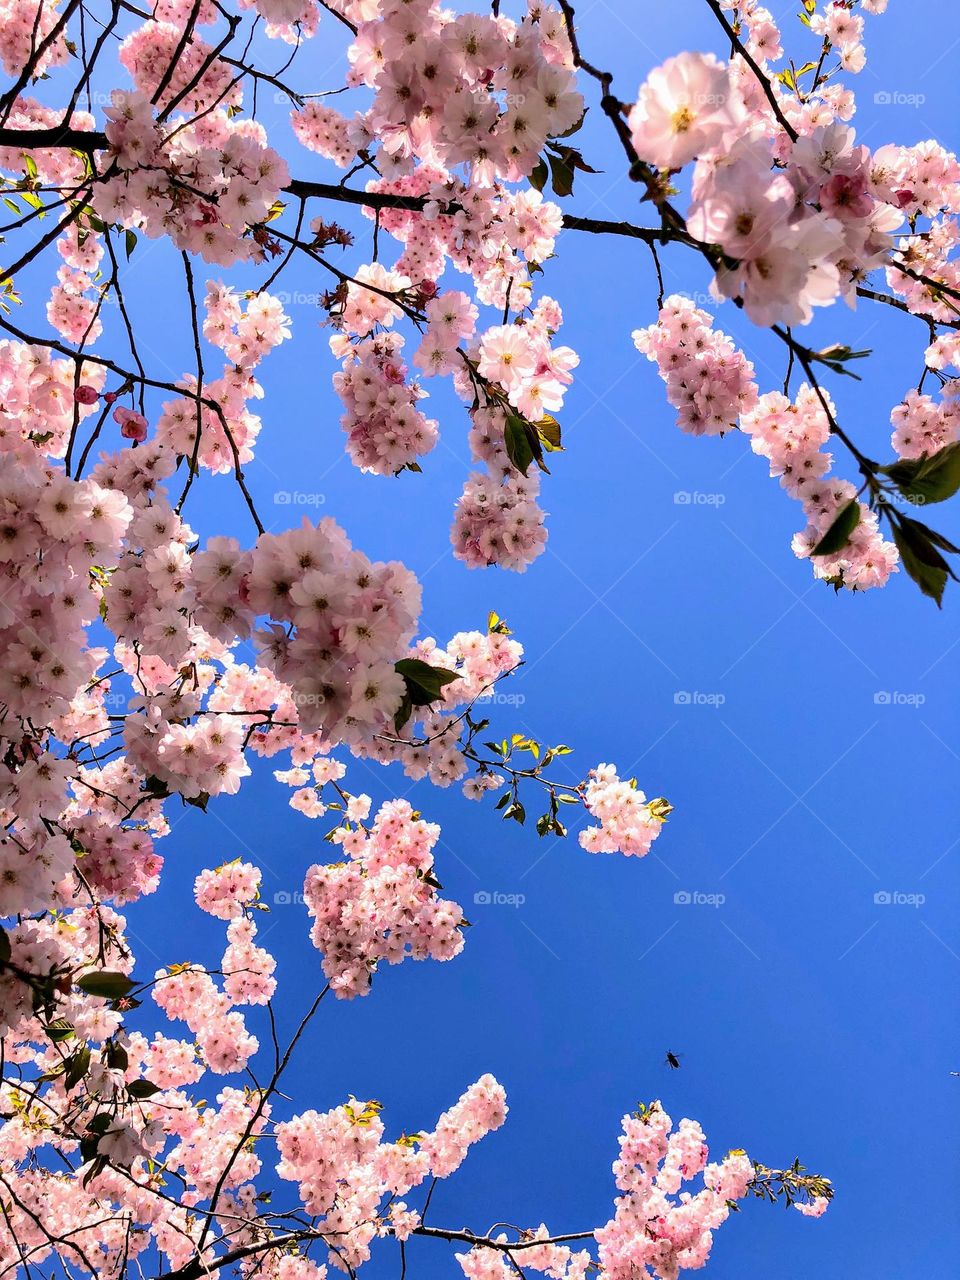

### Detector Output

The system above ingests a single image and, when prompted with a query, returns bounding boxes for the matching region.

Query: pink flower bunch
[70,820,162,906]
[47,226,104,345]
[292,102,363,168]
[458,1230,591,1280]
[885,216,960,325]
[471,297,579,421]
[0,450,132,915]
[246,517,421,740]
[633,294,759,436]
[303,798,464,997]
[202,281,292,367]
[151,285,289,471]
[332,331,439,475]
[275,1074,506,1271]
[579,765,667,859]
[355,626,522,789]
[0,0,70,77]
[152,958,260,1076]
[890,388,960,460]
[0,338,105,459]
[266,629,523,811]
[194,859,262,919]
[118,21,239,115]
[365,176,563,314]
[741,386,898,590]
[222,915,277,1005]
[640,298,898,591]
[808,1,868,73]
[694,125,899,327]
[595,1102,761,1280]
[452,466,547,572]
[0,97,94,186]
[414,289,479,378]
[96,91,289,266]
[346,3,582,184]
[625,26,932,329]
[628,52,745,172]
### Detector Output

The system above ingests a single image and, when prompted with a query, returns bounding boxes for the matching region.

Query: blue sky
[17,1,960,1275]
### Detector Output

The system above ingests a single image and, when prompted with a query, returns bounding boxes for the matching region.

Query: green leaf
[811,500,860,556]
[394,658,460,708]
[896,519,960,555]
[528,157,548,193]
[891,515,958,607]
[393,690,413,735]
[882,442,960,504]
[64,1046,91,1091]
[127,1078,160,1100]
[124,229,137,259]
[911,442,960,503]
[546,150,574,198]
[0,925,10,964]
[104,1039,128,1071]
[46,1018,75,1043]
[504,413,535,475]
[536,414,563,452]
[77,971,136,1000]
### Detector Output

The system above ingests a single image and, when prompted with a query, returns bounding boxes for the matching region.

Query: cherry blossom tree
[11,0,960,1273]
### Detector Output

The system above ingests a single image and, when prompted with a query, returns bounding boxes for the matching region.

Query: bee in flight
[664,1051,683,1070]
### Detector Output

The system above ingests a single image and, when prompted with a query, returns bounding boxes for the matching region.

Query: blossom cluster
[275,1075,507,1271]
[579,765,669,860]
[303,798,465,997]
[595,1102,757,1280]
[97,88,289,265]
[636,296,898,591]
